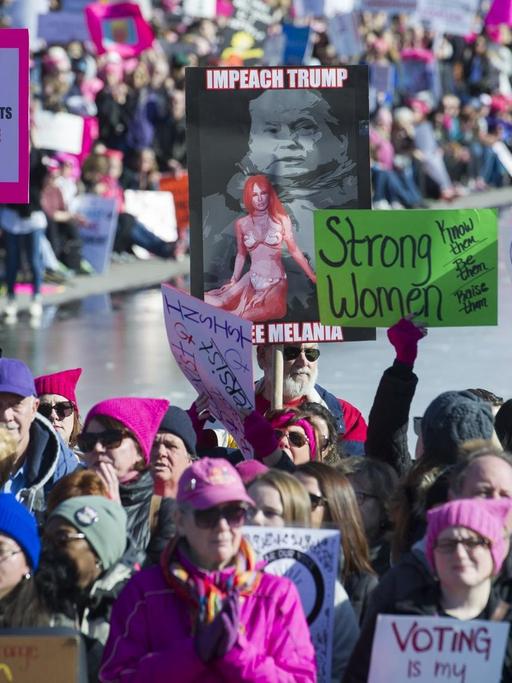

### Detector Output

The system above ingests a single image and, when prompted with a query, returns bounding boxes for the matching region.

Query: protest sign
[219,0,277,66]
[360,0,417,11]
[0,29,29,204]
[183,0,217,18]
[124,190,178,258]
[33,110,84,155]
[37,11,90,44]
[244,526,339,683]
[417,0,479,36]
[187,65,374,343]
[485,0,512,25]
[62,0,90,10]
[85,2,154,57]
[72,195,118,273]
[0,629,87,682]
[315,209,498,327]
[161,285,255,456]
[327,12,363,59]
[368,615,509,683]
[282,24,313,65]
[159,173,190,235]
[293,0,354,17]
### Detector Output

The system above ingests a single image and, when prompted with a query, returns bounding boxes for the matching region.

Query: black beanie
[421,390,494,465]
[158,406,197,456]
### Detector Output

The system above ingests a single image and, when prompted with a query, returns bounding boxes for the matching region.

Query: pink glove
[243,410,280,461]
[387,317,427,367]
[195,592,240,663]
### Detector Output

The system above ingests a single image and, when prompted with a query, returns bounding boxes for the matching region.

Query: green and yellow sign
[314,209,498,327]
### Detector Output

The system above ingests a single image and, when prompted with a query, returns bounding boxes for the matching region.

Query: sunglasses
[434,537,490,554]
[309,493,327,511]
[38,400,74,420]
[77,429,129,452]
[274,429,309,448]
[283,347,320,362]
[193,504,249,529]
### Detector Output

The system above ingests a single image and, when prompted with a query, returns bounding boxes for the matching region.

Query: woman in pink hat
[34,368,82,448]
[100,457,317,682]
[78,397,173,563]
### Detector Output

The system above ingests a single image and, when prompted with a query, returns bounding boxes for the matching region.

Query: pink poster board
[0,29,29,204]
[85,2,154,57]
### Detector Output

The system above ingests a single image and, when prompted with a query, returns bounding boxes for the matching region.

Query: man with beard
[0,358,78,515]
[255,343,366,456]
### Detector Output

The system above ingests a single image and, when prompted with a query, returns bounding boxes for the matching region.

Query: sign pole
[271,345,284,410]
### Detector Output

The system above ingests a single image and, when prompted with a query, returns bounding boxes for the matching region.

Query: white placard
[33,110,84,154]
[161,285,255,456]
[37,11,89,43]
[416,0,479,36]
[72,195,118,273]
[368,615,509,683]
[360,0,417,12]
[124,190,178,258]
[244,526,340,683]
[183,0,217,18]
[327,12,363,58]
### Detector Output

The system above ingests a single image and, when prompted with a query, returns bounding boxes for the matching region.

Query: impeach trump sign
[315,209,498,327]
[368,615,509,683]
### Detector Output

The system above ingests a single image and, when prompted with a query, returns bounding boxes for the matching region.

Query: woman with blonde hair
[247,469,311,527]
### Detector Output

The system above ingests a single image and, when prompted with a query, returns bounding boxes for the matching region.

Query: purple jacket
[99,564,317,682]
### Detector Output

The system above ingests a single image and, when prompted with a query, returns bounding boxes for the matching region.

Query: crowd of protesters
[2,1,512,320]
[1,315,512,680]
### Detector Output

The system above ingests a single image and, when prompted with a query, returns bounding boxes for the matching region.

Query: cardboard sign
[244,526,340,683]
[85,2,154,57]
[159,173,190,233]
[124,190,178,255]
[315,209,498,327]
[417,0,479,36]
[0,629,87,682]
[72,194,118,273]
[37,11,90,44]
[0,29,29,204]
[368,615,509,683]
[186,65,374,343]
[161,285,255,456]
[33,110,84,155]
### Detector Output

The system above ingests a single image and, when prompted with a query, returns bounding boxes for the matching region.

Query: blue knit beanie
[0,494,41,570]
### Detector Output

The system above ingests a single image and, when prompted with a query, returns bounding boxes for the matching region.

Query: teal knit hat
[49,496,127,572]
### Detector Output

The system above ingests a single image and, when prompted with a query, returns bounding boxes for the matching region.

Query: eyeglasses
[354,490,379,506]
[38,401,74,420]
[283,347,320,363]
[193,504,249,530]
[77,429,129,452]
[434,537,491,554]
[274,429,309,448]
[309,493,327,511]
[45,531,86,546]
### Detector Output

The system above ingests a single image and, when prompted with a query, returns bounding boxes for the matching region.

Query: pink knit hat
[84,397,169,464]
[236,460,268,485]
[426,498,512,575]
[178,458,255,510]
[34,368,82,410]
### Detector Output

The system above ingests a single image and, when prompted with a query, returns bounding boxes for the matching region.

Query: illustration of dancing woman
[205,175,316,322]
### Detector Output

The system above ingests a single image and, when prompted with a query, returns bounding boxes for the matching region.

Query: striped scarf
[161,536,261,627]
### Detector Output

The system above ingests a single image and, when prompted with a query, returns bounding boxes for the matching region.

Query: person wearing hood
[100,457,317,682]
[35,368,83,448]
[39,495,133,683]
[0,358,79,516]
[78,397,175,563]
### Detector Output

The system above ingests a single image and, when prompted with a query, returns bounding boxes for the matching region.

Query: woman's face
[176,503,246,571]
[251,183,270,212]
[434,526,494,591]
[275,425,311,465]
[82,418,143,483]
[295,473,325,528]
[247,481,285,527]
[38,393,75,445]
[43,518,101,589]
[0,533,30,599]
[348,472,382,545]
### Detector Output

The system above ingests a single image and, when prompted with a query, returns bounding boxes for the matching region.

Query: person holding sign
[100,458,317,682]
[205,175,316,322]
